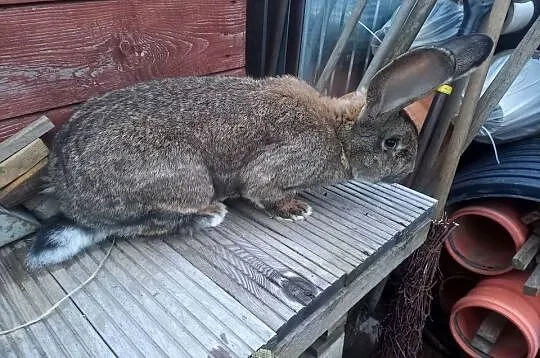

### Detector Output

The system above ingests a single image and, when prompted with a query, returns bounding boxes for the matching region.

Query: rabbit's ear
[363,34,493,119]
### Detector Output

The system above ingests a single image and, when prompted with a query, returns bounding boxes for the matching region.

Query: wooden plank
[0,242,115,358]
[300,192,382,250]
[143,240,276,344]
[524,258,540,296]
[379,182,437,207]
[293,213,371,259]
[470,312,507,355]
[269,222,430,357]
[209,224,323,304]
[0,0,63,4]
[165,237,287,332]
[0,67,244,146]
[0,139,48,188]
[0,116,54,155]
[348,181,425,215]
[85,244,240,358]
[0,206,39,247]
[336,183,418,222]
[0,108,73,147]
[233,203,354,275]
[192,231,306,312]
[0,116,52,162]
[50,251,180,358]
[0,158,47,208]
[226,212,338,287]
[0,0,246,121]
[304,189,395,243]
[182,235,298,319]
[123,240,271,350]
[512,235,540,270]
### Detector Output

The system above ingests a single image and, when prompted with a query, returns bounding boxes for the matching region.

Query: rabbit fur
[27,34,493,269]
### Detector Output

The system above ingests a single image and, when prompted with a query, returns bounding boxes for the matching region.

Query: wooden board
[0,116,53,162]
[0,158,48,208]
[0,108,71,144]
[0,0,246,121]
[0,67,245,145]
[0,139,48,189]
[0,207,40,247]
[0,181,436,357]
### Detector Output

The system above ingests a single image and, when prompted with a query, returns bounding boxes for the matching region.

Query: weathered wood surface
[0,0,246,121]
[0,139,48,189]
[512,235,540,270]
[0,67,245,145]
[524,257,540,296]
[0,116,53,161]
[0,206,40,247]
[470,312,507,355]
[0,181,435,357]
[0,158,47,208]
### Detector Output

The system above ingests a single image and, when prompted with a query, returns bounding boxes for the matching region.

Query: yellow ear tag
[437,84,453,95]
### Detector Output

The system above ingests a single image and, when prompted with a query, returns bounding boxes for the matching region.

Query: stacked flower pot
[441,200,540,358]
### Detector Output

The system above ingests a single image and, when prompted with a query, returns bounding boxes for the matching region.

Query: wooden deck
[0,181,435,358]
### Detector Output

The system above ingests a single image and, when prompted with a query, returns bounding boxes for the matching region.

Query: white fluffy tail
[27,218,108,270]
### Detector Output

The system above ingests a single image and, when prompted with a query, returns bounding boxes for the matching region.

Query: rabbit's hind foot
[195,202,228,228]
[268,199,312,222]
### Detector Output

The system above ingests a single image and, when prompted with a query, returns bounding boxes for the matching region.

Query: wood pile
[0,116,58,247]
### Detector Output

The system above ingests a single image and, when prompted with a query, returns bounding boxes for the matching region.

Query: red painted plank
[0,0,62,4]
[0,66,246,144]
[0,0,246,121]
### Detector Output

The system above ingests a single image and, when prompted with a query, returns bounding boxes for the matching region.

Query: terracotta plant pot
[403,92,434,132]
[444,200,529,275]
[438,275,478,315]
[450,272,540,358]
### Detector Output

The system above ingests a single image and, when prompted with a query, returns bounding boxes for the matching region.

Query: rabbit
[26,34,493,269]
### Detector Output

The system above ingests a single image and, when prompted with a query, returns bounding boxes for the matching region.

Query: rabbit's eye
[383,137,399,150]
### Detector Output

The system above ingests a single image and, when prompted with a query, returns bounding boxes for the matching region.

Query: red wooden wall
[0,0,246,141]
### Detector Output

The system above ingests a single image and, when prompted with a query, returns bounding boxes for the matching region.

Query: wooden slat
[0,0,63,4]
[0,0,246,121]
[0,67,245,145]
[226,213,338,287]
[191,231,306,312]
[86,244,242,357]
[0,158,47,208]
[0,116,53,159]
[470,312,507,355]
[524,257,540,296]
[0,242,114,358]
[206,226,322,305]
[0,207,40,247]
[0,139,48,189]
[234,203,354,275]
[512,235,540,270]
[124,240,272,350]
[165,236,287,332]
[300,192,381,250]
[348,181,425,216]
[304,189,395,242]
[51,250,188,358]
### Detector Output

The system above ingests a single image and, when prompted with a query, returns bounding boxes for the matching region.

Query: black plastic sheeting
[448,136,540,205]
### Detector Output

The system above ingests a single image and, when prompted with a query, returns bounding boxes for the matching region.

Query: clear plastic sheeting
[298,0,400,95]
[370,0,463,53]
[476,51,540,144]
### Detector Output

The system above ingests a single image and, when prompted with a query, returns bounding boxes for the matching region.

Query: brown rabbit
[27,34,493,269]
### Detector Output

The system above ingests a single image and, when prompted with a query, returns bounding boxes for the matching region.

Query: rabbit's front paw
[269,199,312,222]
